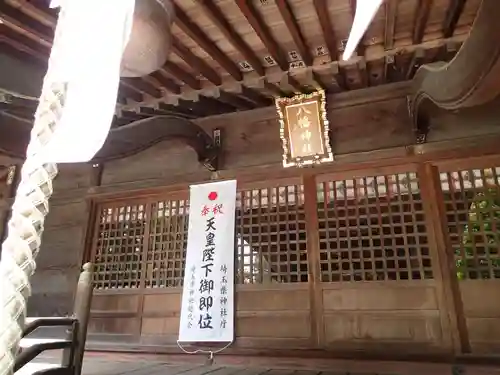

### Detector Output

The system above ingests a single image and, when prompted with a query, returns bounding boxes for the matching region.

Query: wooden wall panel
[141,290,182,343]
[321,282,445,354]
[88,293,142,342]
[234,286,311,348]
[460,280,500,353]
[118,286,313,348]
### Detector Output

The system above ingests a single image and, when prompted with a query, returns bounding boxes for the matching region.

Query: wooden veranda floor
[22,351,500,375]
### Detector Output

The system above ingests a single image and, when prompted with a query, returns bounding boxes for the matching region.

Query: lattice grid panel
[317,172,433,282]
[235,184,308,284]
[93,203,146,289]
[146,199,189,287]
[440,167,500,280]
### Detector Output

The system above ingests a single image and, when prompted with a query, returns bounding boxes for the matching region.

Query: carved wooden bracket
[0,115,222,171]
[409,0,500,139]
[93,116,221,171]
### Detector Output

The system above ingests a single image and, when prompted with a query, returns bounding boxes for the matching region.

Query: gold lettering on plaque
[285,100,324,159]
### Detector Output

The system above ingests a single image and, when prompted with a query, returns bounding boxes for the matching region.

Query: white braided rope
[0,7,67,375]
[0,1,134,373]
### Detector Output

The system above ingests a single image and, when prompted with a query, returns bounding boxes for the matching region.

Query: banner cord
[176,340,233,364]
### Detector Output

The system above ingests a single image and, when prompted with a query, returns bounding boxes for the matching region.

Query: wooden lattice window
[92,203,146,289]
[440,167,500,280]
[235,183,308,284]
[146,198,189,287]
[317,171,433,282]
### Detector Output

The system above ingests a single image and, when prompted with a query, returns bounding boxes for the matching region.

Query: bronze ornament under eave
[276,90,333,168]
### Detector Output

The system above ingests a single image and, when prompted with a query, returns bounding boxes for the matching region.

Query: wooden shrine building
[1,0,500,373]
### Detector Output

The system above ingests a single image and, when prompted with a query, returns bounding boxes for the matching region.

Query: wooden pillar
[418,163,470,354]
[80,163,104,264]
[303,174,324,348]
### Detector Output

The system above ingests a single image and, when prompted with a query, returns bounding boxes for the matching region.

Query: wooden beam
[442,0,467,38]
[274,0,325,90]
[197,0,265,76]
[217,91,255,111]
[162,33,467,100]
[194,96,237,113]
[348,0,366,57]
[1,2,179,105]
[173,3,243,82]
[263,82,287,97]
[313,0,339,61]
[412,0,434,44]
[195,0,286,98]
[275,0,313,66]
[177,97,225,117]
[0,24,48,64]
[121,78,163,98]
[146,72,182,95]
[162,62,201,91]
[138,106,198,119]
[171,37,222,86]
[5,0,56,28]
[384,0,398,50]
[118,82,144,103]
[240,87,272,107]
[235,0,288,71]
[0,3,53,47]
[235,0,303,92]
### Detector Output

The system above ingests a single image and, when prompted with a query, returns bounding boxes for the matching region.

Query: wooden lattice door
[437,156,500,354]
[313,164,451,354]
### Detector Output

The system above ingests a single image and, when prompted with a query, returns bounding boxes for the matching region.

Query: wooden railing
[16,263,93,375]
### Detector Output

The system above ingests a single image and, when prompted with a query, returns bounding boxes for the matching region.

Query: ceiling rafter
[196,0,283,98]
[275,0,326,90]
[442,0,467,38]
[0,2,187,109]
[384,0,398,50]
[312,0,347,90]
[197,0,263,76]
[313,0,339,61]
[162,61,201,91]
[119,81,145,103]
[122,77,163,99]
[275,0,313,66]
[170,36,261,110]
[173,4,271,106]
[218,92,255,110]
[234,1,288,71]
[0,24,48,64]
[171,37,222,86]
[348,0,366,57]
[173,3,243,82]
[143,71,243,114]
[412,0,434,44]
[147,72,182,95]
[5,0,56,28]
[347,0,369,88]
[0,0,484,119]
[234,0,304,93]
[0,3,52,47]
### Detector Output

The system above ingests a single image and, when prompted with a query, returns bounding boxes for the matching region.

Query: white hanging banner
[178,180,237,343]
